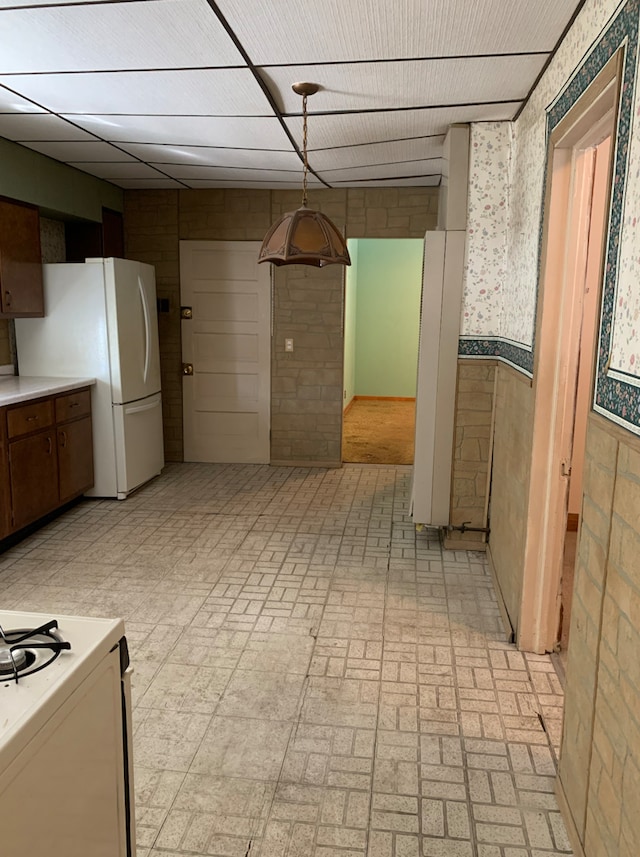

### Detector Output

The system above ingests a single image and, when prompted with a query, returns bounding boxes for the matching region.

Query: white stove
[0,610,135,856]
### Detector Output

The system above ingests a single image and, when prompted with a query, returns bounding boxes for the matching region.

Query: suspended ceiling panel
[262,55,547,114]
[23,140,138,161]
[309,138,445,171]
[318,159,445,183]
[217,0,581,62]
[62,115,293,149]
[69,162,172,180]
[0,0,244,73]
[285,104,521,152]
[0,0,586,189]
[0,113,99,141]
[0,69,271,115]
[119,144,300,171]
[332,176,441,187]
[154,165,307,183]
[183,179,322,189]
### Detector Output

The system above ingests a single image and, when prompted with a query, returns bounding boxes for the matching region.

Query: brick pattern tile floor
[0,463,571,857]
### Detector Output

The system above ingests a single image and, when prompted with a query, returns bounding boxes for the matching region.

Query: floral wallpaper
[461,123,510,338]
[461,0,640,430]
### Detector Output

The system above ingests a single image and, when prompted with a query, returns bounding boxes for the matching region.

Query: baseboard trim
[353,395,416,402]
[555,777,586,857]
[487,544,516,643]
[343,399,355,416]
[270,459,342,469]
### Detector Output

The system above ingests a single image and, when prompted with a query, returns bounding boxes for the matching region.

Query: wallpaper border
[458,337,534,376]
[547,0,640,434]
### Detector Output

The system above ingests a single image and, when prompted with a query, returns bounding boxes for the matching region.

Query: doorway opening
[519,53,620,655]
[342,238,423,465]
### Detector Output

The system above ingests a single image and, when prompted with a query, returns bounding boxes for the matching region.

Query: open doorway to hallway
[557,133,612,668]
[519,51,620,657]
[342,238,423,464]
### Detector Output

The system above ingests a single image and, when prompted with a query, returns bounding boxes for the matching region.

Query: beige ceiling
[0,0,585,190]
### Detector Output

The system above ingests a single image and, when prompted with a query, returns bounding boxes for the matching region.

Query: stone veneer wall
[123,187,438,463]
[558,413,640,857]
[445,360,496,550]
[486,364,534,636]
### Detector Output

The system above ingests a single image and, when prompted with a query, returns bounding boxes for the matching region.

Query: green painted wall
[0,137,122,220]
[353,238,423,397]
[343,240,359,409]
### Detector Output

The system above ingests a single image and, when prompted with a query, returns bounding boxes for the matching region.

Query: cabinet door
[0,433,10,539]
[58,417,94,502]
[0,198,44,318]
[9,431,58,530]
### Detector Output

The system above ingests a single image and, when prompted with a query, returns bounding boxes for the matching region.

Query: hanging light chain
[302,92,309,208]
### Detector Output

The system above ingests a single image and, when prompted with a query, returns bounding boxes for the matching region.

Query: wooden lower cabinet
[9,430,59,531]
[58,416,93,502]
[1,387,94,538]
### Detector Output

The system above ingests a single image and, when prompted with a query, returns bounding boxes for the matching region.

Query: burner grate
[0,620,71,684]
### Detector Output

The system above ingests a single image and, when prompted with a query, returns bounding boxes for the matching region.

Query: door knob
[182,363,194,376]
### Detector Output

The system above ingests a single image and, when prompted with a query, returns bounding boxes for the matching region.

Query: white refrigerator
[15,258,164,499]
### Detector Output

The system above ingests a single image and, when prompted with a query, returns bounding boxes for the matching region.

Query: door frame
[518,52,622,653]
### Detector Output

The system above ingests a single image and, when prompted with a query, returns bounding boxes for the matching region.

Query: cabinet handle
[59,430,67,448]
[69,401,80,408]
[46,436,52,455]
[4,290,11,307]
[26,415,39,422]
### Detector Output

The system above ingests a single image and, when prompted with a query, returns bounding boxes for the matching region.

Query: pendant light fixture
[258,82,351,267]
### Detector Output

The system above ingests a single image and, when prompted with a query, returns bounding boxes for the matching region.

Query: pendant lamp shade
[259,82,351,268]
[258,206,351,267]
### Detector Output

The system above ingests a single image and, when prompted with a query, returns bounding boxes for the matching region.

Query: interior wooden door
[180,241,271,463]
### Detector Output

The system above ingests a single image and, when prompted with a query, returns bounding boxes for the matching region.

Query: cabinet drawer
[7,400,54,439]
[55,389,91,423]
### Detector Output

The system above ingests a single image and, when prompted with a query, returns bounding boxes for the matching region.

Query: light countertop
[0,376,96,407]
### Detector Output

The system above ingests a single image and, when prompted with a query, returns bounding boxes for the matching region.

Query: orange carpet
[342,398,415,464]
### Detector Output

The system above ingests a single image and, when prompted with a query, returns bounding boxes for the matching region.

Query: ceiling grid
[0,0,585,189]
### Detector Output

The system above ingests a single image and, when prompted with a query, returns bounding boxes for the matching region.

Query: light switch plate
[285,338,294,352]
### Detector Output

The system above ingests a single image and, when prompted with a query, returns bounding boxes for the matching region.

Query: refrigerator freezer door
[104,259,161,405]
[16,262,119,499]
[112,393,164,499]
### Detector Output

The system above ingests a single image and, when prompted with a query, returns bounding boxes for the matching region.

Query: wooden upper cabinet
[0,197,44,318]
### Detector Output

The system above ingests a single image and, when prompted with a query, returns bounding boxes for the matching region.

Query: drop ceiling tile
[0,86,45,113]
[0,0,116,5]
[0,0,243,73]
[21,140,137,162]
[285,103,520,150]
[309,137,445,171]
[109,178,185,189]
[68,162,171,180]
[0,113,98,141]
[217,0,579,63]
[262,55,547,113]
[65,115,293,150]
[318,159,444,182]
[151,164,303,182]
[333,176,440,187]
[0,68,271,116]
[184,179,321,189]
[119,144,300,170]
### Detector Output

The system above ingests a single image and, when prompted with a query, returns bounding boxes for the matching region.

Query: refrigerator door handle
[138,275,151,385]
[124,398,161,416]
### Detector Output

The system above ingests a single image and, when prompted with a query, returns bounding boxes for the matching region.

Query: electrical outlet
[285,338,294,352]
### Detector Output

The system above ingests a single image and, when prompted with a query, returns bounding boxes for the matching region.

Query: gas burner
[0,620,71,684]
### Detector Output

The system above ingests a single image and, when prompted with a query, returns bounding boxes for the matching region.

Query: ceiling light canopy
[258,82,351,268]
